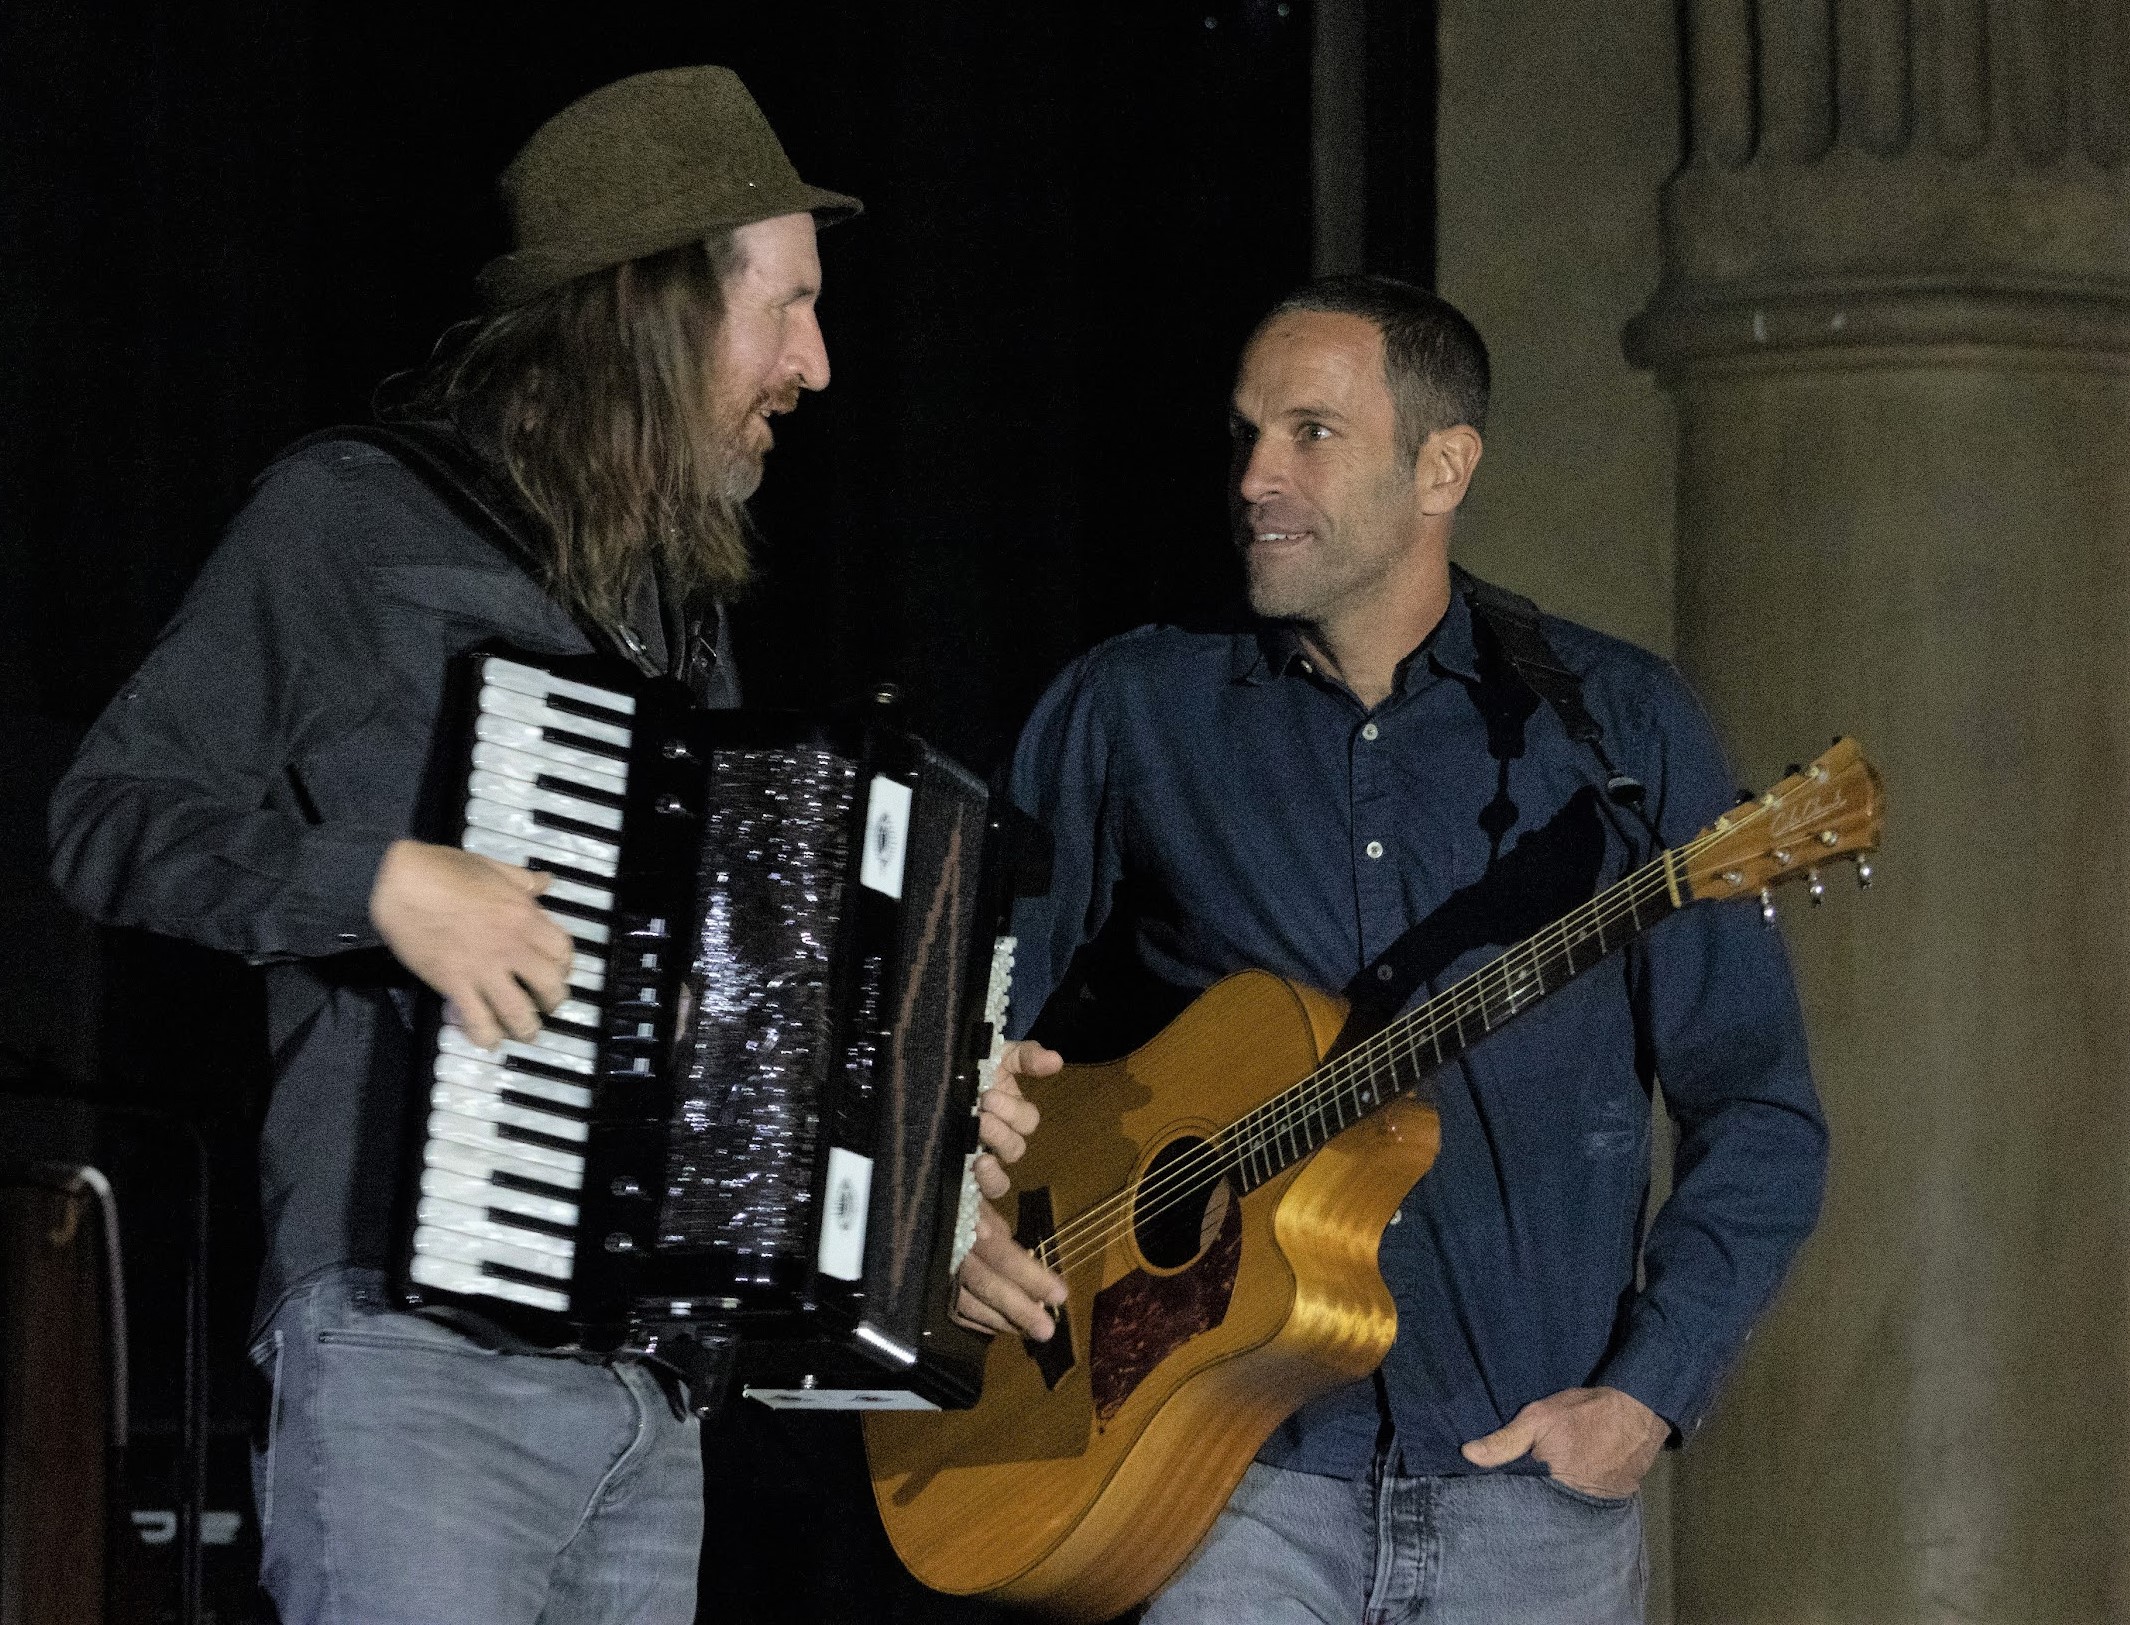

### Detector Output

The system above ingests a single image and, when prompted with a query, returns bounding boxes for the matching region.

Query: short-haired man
[1004,276,1827,1621]
[49,67,1058,1625]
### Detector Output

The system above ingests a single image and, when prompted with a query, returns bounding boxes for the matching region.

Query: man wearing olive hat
[49,66,1064,1623]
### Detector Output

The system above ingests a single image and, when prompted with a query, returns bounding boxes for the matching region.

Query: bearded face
[702,213,828,502]
[433,217,831,629]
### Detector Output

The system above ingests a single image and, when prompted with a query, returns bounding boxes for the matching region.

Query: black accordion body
[396,647,1019,1410]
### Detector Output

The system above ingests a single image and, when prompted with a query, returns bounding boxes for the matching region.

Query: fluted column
[1628,5,2130,1621]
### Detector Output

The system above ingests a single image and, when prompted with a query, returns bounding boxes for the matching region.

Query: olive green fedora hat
[477,65,862,308]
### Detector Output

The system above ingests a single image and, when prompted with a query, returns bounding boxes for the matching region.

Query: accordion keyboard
[406,655,640,1314]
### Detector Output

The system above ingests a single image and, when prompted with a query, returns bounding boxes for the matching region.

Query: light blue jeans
[248,1268,703,1625]
[1143,1460,1646,1624]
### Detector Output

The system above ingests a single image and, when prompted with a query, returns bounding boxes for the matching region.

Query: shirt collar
[1233,579,1483,694]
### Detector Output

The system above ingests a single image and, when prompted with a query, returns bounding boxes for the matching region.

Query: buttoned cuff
[266,826,399,960]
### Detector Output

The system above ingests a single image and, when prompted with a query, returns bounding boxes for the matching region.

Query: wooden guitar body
[865,970,1442,1621]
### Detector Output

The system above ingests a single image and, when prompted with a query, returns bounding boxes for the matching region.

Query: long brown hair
[404,234,752,630]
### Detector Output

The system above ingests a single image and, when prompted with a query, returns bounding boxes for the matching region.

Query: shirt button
[1365,840,1384,860]
[1361,722,1379,741]
[1376,964,1395,983]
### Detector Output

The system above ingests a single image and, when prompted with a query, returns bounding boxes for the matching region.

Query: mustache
[756,383,804,417]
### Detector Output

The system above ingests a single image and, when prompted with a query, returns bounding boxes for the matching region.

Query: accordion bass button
[604,1232,637,1254]
[610,1176,644,1200]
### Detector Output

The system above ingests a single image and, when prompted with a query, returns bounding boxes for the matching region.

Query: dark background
[0,2,1435,1618]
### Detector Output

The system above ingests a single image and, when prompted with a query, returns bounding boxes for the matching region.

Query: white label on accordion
[859,776,914,900]
[818,1146,874,1281]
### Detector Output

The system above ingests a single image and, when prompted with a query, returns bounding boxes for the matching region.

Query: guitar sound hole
[1133,1137,1235,1270]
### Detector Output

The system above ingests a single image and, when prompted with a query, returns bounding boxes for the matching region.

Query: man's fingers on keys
[495,859,552,896]
[975,1099,1030,1166]
[518,961,570,1015]
[997,1039,1064,1083]
[483,971,546,1044]
[514,927,573,1010]
[972,1151,1011,1202]
[444,993,493,1051]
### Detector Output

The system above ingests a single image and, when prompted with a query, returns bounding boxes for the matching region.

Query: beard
[712,379,803,503]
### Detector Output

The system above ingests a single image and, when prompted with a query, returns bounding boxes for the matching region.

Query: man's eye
[1300,423,1331,442]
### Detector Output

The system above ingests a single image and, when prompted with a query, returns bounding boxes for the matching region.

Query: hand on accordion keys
[369,838,576,1049]
[952,1039,1071,1342]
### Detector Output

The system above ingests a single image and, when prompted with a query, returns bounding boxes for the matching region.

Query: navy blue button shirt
[1005,582,1827,1479]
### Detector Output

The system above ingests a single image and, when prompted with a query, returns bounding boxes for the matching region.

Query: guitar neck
[1223,845,1689,1193]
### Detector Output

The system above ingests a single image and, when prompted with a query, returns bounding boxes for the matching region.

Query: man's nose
[789,308,829,392]
[1236,441,1283,505]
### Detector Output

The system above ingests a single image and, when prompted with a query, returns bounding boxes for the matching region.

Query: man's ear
[1415,425,1484,516]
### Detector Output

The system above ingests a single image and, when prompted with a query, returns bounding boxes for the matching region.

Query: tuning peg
[1785,763,1803,778]
[1736,787,1754,805]
[1856,857,1873,889]
[1806,868,1824,905]
[1759,888,1778,926]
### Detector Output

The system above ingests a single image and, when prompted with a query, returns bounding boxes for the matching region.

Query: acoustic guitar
[865,739,1884,1622]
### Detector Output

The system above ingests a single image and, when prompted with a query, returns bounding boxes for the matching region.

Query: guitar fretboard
[1221,847,1686,1193]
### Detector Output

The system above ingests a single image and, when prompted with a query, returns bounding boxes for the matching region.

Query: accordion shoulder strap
[278,421,644,667]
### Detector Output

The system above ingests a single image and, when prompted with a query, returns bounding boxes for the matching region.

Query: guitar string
[1032,784,1835,1281]
[1029,808,1762,1278]
[1032,857,1681,1278]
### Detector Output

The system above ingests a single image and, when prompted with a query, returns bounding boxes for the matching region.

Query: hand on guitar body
[953,1039,1071,1341]
[1460,1385,1670,1500]
[369,837,574,1050]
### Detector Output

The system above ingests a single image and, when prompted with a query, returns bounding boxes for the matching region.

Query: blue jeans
[1143,1461,1646,1624]
[248,1268,703,1624]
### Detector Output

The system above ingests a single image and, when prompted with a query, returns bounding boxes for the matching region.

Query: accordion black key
[396,647,1020,1410]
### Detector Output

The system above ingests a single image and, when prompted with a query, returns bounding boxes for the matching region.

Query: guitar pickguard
[1089,1184,1245,1422]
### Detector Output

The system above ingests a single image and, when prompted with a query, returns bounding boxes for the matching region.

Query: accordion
[395,647,1025,1411]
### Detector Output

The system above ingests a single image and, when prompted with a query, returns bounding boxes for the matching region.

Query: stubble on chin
[1241,546,1318,623]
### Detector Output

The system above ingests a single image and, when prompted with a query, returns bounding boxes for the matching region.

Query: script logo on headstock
[1770,785,1848,841]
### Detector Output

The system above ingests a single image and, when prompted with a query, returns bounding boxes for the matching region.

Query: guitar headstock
[1681,737,1884,904]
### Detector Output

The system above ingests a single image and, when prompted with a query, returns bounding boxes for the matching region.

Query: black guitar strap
[1334,569,1663,1034]
[1452,564,1660,846]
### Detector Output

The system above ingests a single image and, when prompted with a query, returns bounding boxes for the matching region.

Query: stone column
[1627,5,2130,1620]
